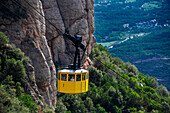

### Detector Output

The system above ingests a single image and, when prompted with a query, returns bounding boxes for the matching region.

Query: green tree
[149,77,158,89]
[0,85,30,113]
[157,85,169,97]
[96,104,107,113]
[89,66,103,86]
[0,32,9,48]
[55,99,67,113]
[84,97,95,112]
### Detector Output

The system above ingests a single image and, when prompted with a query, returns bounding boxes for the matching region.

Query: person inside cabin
[63,76,66,81]
[61,74,66,81]
[70,76,75,81]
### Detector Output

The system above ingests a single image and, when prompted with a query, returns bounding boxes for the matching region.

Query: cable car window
[86,73,88,79]
[69,74,75,81]
[76,74,81,81]
[82,73,86,81]
[61,74,67,81]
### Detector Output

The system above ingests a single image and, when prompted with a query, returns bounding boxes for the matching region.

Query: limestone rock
[0,0,56,110]
[0,0,96,110]
[43,0,96,67]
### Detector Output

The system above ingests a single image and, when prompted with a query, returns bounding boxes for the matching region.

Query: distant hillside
[93,0,170,90]
[56,44,170,113]
[109,28,170,90]
[94,0,170,42]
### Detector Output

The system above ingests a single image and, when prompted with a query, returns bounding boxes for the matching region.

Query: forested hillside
[56,44,170,113]
[94,0,170,90]
[1,33,170,112]
[110,28,170,90]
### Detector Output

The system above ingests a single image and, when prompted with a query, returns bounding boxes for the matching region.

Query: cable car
[57,30,89,94]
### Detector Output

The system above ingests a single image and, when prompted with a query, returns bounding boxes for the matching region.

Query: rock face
[42,0,96,67]
[0,0,95,110]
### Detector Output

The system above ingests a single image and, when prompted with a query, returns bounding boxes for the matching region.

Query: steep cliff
[0,0,95,110]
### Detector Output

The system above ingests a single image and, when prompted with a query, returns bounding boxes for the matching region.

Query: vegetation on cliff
[0,32,53,113]
[56,44,170,113]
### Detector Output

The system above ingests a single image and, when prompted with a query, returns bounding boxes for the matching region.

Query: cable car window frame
[61,74,67,81]
[76,74,81,81]
[82,73,86,81]
[86,73,88,79]
[68,74,75,81]
[58,73,60,80]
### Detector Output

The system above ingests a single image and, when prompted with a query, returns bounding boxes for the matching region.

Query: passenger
[63,76,66,81]
[70,76,75,81]
[62,76,66,81]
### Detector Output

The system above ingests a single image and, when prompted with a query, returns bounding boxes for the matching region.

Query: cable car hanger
[63,29,86,70]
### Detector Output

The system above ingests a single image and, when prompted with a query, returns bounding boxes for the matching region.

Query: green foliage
[3,58,26,85]
[149,77,158,89]
[84,97,95,111]
[0,32,48,112]
[93,56,106,71]
[57,44,170,113]
[109,28,170,90]
[112,57,124,66]
[94,0,170,90]
[96,104,107,113]
[157,85,169,97]
[55,99,67,113]
[0,32,9,47]
[0,32,26,86]
[88,66,103,86]
[0,84,30,112]
[18,94,39,112]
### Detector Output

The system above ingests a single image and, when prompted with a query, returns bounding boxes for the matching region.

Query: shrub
[0,32,9,48]
[3,58,26,86]
[157,85,169,97]
[93,56,106,71]
[149,77,158,89]
[88,66,103,86]
[55,99,67,113]
[0,85,30,112]
[96,104,107,113]
[112,57,124,66]
[18,94,39,112]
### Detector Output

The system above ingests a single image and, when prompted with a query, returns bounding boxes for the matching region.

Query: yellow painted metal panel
[82,81,85,92]
[75,82,82,93]
[86,79,88,91]
[57,71,89,94]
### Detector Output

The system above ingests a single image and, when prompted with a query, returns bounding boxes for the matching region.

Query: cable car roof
[58,68,88,73]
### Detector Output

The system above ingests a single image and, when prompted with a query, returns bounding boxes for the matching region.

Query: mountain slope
[93,0,170,90]
[56,44,170,113]
[109,28,170,90]
[0,0,95,109]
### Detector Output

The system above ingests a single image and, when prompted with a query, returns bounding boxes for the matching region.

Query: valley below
[94,0,170,90]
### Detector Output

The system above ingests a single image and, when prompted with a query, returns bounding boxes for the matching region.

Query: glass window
[82,73,86,81]
[68,74,75,81]
[86,73,88,79]
[76,74,81,81]
[61,74,67,81]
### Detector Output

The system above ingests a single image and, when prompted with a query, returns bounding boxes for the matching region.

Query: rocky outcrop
[43,0,96,67]
[0,0,56,109]
[0,0,95,110]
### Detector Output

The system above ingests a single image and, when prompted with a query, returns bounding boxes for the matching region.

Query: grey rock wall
[0,0,95,110]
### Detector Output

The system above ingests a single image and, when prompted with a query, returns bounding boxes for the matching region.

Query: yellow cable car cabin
[57,69,89,94]
[57,30,89,94]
